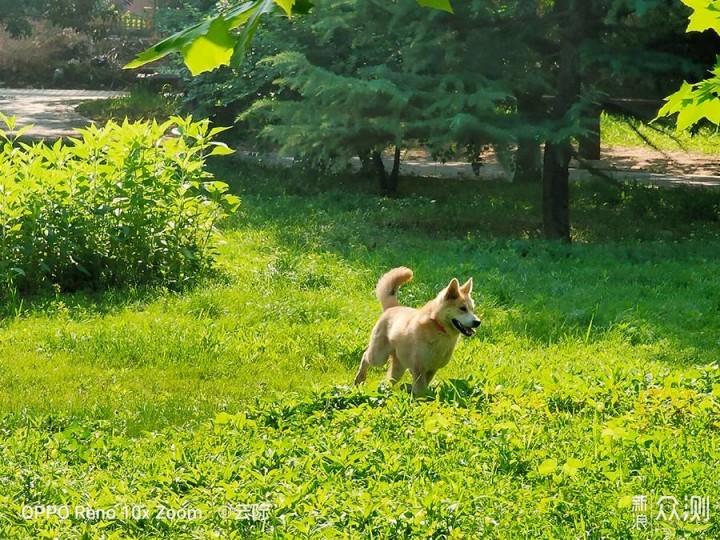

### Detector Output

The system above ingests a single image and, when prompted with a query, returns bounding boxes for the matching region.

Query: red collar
[431,318,447,334]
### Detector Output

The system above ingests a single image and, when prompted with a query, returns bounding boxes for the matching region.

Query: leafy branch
[125,0,454,75]
[656,0,720,129]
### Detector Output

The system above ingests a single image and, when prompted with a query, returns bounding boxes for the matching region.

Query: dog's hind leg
[410,369,430,396]
[354,336,391,386]
[386,353,406,385]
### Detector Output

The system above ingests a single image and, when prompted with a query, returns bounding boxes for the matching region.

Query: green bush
[0,115,239,295]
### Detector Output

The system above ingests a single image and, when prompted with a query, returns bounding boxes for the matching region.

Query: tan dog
[354,267,480,395]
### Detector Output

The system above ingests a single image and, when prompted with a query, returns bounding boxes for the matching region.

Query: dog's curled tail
[375,267,413,311]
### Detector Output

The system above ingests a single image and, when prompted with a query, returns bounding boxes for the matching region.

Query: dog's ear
[460,277,473,295]
[445,278,460,300]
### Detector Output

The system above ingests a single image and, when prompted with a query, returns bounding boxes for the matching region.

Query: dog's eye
[460,306,468,312]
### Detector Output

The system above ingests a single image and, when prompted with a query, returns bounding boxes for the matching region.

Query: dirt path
[397,144,720,186]
[2,87,719,186]
[0,88,125,139]
[599,146,720,176]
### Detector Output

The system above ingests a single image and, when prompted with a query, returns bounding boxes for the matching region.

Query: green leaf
[13,124,34,139]
[208,142,236,156]
[230,0,279,68]
[223,194,242,212]
[182,16,237,75]
[124,19,213,69]
[684,0,720,33]
[124,1,262,70]
[676,103,705,130]
[657,78,720,129]
[417,0,454,13]
[538,458,558,476]
[695,95,720,124]
[209,125,233,137]
[0,112,17,131]
[214,412,233,424]
[658,81,695,116]
[562,457,584,476]
[274,0,295,16]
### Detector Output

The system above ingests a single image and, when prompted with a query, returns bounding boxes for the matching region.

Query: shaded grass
[601,111,720,154]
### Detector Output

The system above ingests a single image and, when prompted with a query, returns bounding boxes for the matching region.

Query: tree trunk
[371,150,388,194]
[374,146,400,197]
[371,146,401,196]
[358,149,373,175]
[388,145,401,194]
[542,140,572,240]
[541,0,585,242]
[578,105,601,160]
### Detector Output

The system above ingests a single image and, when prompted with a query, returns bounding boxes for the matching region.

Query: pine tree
[244,0,539,195]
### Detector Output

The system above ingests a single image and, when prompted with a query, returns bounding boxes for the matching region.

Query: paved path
[0,88,125,139]
[2,87,719,187]
[241,151,720,188]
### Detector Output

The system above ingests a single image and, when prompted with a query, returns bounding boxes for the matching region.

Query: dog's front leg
[354,350,371,385]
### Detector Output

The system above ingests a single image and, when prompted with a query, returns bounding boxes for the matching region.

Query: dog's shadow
[384,377,486,408]
[256,379,487,429]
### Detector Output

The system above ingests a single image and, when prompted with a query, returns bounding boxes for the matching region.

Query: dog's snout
[472,319,481,328]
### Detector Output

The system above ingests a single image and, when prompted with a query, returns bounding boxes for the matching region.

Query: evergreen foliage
[242,0,537,193]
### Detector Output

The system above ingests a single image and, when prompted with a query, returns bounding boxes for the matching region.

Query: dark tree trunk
[358,149,373,175]
[578,105,602,160]
[371,150,388,194]
[372,146,401,196]
[388,145,401,194]
[514,90,543,183]
[541,0,586,242]
[543,140,572,240]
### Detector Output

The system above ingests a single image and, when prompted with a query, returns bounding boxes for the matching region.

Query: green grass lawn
[2,161,719,538]
[601,112,720,155]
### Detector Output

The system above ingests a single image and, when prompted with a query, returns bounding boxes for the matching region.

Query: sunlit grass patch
[1,158,719,537]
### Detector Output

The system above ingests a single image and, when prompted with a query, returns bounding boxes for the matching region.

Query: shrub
[0,22,88,86]
[0,21,144,88]
[0,115,239,296]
